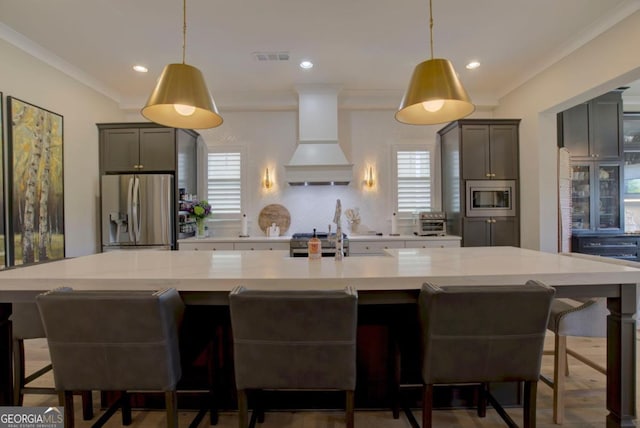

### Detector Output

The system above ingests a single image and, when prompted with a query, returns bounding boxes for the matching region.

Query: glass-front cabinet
[572,162,623,233]
[623,113,640,233]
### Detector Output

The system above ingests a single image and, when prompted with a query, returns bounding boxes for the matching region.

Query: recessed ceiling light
[465,61,480,70]
[299,60,313,70]
[133,65,148,73]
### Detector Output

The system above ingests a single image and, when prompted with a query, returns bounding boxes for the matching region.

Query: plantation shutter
[207,152,242,215]
[397,150,431,213]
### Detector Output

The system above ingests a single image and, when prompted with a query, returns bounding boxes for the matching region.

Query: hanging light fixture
[141,0,223,129]
[395,0,474,125]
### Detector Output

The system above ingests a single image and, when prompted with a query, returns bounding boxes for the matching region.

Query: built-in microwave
[465,180,516,217]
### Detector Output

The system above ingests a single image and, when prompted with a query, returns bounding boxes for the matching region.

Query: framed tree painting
[6,97,64,266]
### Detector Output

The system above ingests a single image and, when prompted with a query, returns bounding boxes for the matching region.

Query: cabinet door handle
[486,219,492,224]
[485,173,491,177]
[490,173,496,177]
[138,164,144,169]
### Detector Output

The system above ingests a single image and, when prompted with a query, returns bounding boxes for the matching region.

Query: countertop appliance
[414,212,447,236]
[465,180,516,217]
[290,232,350,257]
[101,174,174,251]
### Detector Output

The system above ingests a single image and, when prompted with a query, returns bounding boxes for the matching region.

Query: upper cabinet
[559,90,623,160]
[459,122,519,180]
[559,90,625,235]
[98,123,198,174]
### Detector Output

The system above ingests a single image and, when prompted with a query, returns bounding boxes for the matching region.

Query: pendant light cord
[429,0,434,59]
[182,0,187,64]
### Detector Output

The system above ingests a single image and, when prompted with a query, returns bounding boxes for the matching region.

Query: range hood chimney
[285,85,353,185]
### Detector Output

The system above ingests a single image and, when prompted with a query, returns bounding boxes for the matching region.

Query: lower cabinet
[350,238,460,256]
[571,235,640,261]
[233,242,289,251]
[179,241,289,251]
[178,242,234,251]
[404,240,461,249]
[463,217,519,247]
[350,240,405,256]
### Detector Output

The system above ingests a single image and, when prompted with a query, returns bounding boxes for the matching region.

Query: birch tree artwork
[7,97,64,265]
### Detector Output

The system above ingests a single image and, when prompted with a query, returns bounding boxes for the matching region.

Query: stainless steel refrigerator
[101,174,174,251]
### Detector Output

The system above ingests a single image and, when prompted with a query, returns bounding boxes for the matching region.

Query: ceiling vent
[284,85,353,185]
[252,51,290,62]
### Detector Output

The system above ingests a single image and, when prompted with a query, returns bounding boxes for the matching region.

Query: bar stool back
[11,300,93,419]
[417,280,554,428]
[36,288,184,428]
[229,286,358,428]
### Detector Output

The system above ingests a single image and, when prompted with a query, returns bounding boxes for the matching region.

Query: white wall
[196,107,493,237]
[494,10,640,252]
[0,39,125,257]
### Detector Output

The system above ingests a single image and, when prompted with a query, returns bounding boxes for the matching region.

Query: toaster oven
[414,212,447,236]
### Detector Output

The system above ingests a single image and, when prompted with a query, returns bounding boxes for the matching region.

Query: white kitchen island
[0,246,637,426]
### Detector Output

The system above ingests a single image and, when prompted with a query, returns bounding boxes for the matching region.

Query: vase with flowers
[188,200,212,238]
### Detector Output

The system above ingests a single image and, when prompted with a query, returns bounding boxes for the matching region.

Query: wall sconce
[263,168,274,189]
[364,166,375,188]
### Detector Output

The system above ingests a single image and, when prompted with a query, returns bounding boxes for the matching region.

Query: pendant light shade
[141,0,223,129]
[142,63,222,129]
[395,58,474,125]
[396,0,474,125]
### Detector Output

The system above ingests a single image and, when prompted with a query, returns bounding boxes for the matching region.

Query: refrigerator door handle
[127,177,135,242]
[133,176,141,242]
[163,177,170,243]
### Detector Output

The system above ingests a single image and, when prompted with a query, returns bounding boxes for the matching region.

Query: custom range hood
[285,85,353,185]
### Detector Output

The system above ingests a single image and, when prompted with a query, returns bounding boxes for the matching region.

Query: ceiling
[1,0,639,110]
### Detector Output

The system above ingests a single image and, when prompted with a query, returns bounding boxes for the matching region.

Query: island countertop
[0,246,637,427]
[0,247,637,298]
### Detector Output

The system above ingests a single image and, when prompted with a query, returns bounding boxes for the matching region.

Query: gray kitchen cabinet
[462,217,519,247]
[460,123,519,180]
[558,90,623,160]
[571,234,639,262]
[98,123,196,173]
[570,161,623,233]
[439,119,521,247]
[558,90,625,238]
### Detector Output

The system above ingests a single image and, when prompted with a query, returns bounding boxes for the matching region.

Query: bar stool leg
[237,389,249,428]
[346,390,354,428]
[553,334,567,424]
[422,384,433,428]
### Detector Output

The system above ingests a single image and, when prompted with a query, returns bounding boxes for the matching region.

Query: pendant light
[395,0,474,125]
[141,0,223,129]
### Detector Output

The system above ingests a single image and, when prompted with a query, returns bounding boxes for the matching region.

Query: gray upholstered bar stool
[541,297,607,424]
[10,301,93,419]
[229,286,358,428]
[415,280,554,428]
[36,288,185,428]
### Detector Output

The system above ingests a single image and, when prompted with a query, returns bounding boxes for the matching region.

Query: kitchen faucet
[333,199,344,261]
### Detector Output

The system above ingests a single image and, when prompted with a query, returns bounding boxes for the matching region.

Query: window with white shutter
[207,151,242,217]
[395,149,431,214]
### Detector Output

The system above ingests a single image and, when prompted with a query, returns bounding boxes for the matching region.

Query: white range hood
[285,85,353,185]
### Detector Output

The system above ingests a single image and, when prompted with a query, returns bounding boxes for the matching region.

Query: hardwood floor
[21,334,634,427]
